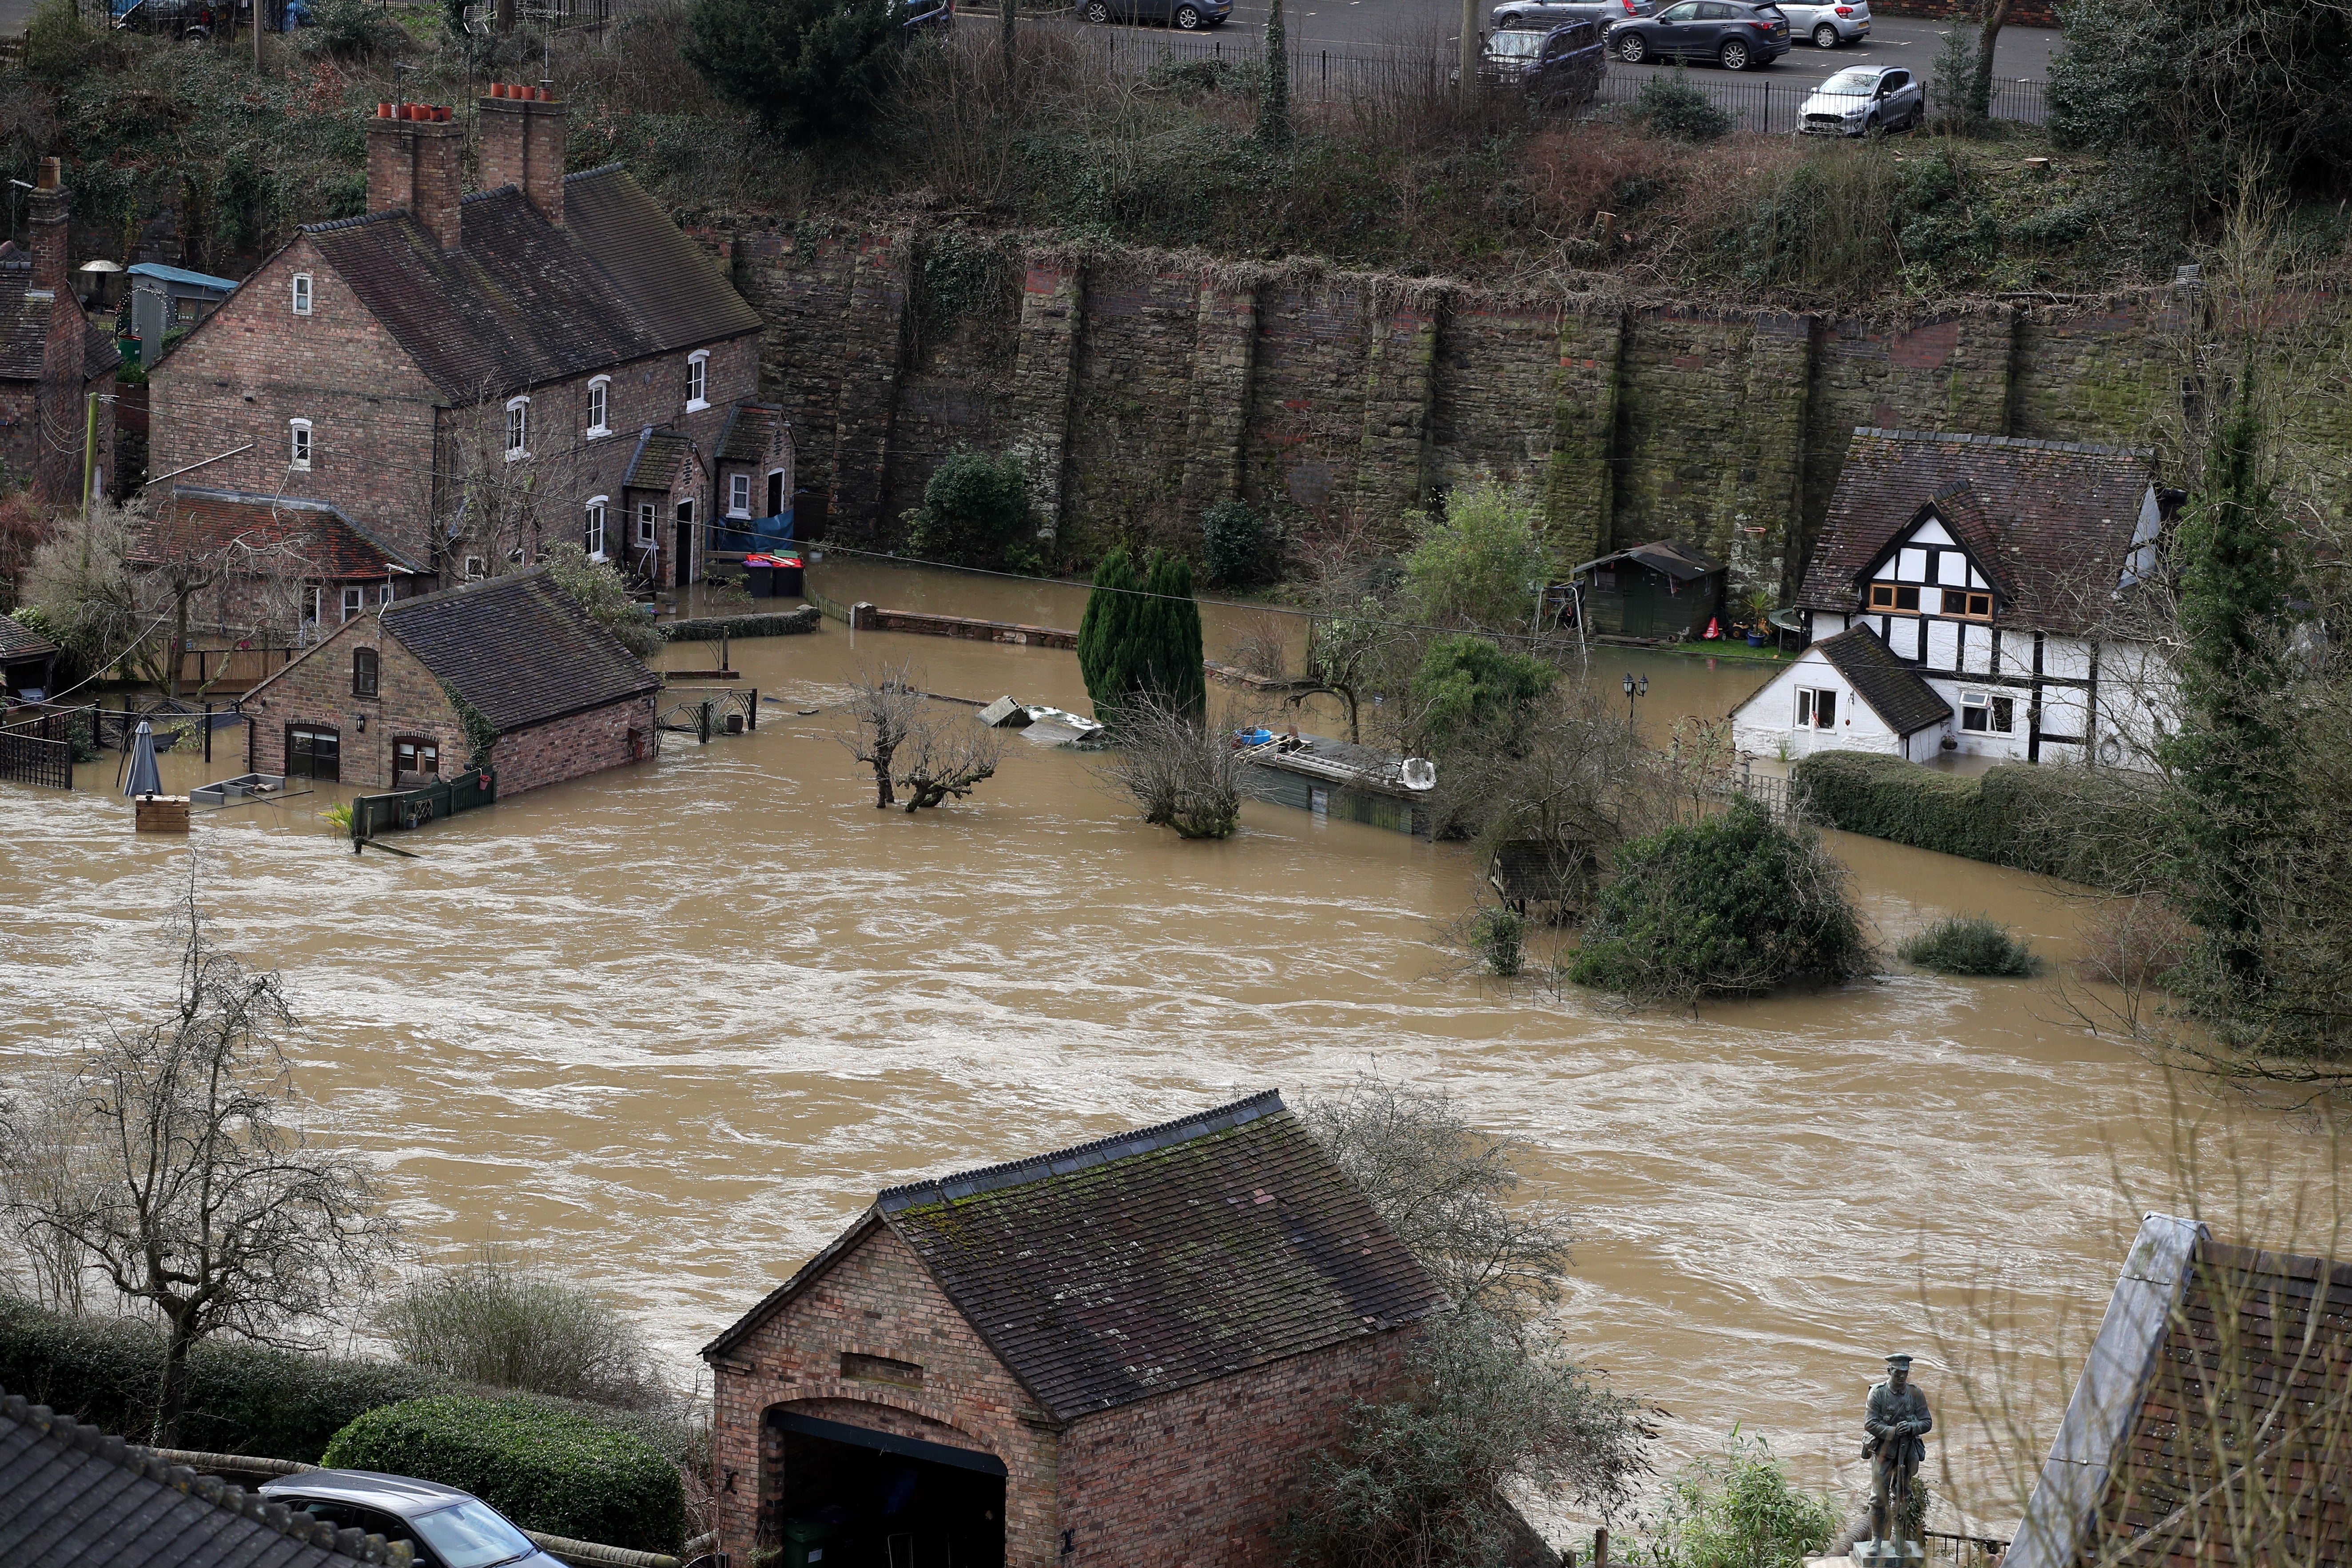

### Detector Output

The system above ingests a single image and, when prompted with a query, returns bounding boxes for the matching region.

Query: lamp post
[1622,670,1648,727]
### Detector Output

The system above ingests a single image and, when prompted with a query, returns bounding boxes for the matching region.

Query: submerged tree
[0,875,397,1445]
[839,665,927,809]
[1098,694,1263,839]
[837,663,1005,812]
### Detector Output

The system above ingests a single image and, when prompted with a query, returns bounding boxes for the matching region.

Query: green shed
[1558,540,1725,641]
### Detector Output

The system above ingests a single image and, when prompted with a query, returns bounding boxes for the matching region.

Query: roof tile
[379,568,659,735]
[143,488,425,579]
[1814,625,1952,736]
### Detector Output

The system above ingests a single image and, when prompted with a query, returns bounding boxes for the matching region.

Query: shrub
[1469,906,1524,977]
[1079,546,1204,728]
[1791,752,2156,890]
[1568,799,1866,1001]
[1200,496,1267,586]
[24,0,109,84]
[1410,636,1555,757]
[1644,1432,1840,1568]
[1402,475,1552,633]
[380,1250,662,1410]
[1633,67,1734,142]
[298,0,406,58]
[903,450,1034,569]
[682,0,901,142]
[543,544,660,659]
[1897,913,2040,977]
[322,1395,685,1553]
[0,1293,449,1459]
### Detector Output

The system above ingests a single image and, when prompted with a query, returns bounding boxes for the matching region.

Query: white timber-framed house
[1732,429,2180,768]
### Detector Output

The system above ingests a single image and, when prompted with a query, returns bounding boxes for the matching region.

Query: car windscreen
[1819,67,1880,92]
[1489,30,1544,54]
[411,1501,538,1568]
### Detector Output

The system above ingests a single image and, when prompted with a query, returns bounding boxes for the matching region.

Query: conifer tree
[1142,551,1207,723]
[1078,545,1143,725]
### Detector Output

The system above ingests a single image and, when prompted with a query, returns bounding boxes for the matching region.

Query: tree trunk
[999,0,1015,78]
[1969,0,2010,120]
[151,1309,196,1447]
[871,745,896,808]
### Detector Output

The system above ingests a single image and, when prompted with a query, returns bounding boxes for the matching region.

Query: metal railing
[1592,67,2046,131]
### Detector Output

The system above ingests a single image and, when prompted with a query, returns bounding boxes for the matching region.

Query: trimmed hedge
[0,1293,449,1459]
[661,605,822,642]
[322,1395,685,1553]
[1792,752,2155,889]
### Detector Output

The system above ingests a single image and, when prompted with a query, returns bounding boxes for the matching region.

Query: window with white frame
[379,582,394,606]
[585,496,609,560]
[637,501,657,546]
[1961,691,2014,733]
[288,419,313,471]
[686,351,708,410]
[302,585,322,625]
[464,556,487,580]
[1794,686,1838,728]
[291,273,314,315]
[505,397,529,461]
[341,586,364,621]
[728,473,751,517]
[587,377,610,437]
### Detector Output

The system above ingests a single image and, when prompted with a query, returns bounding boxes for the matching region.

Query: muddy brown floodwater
[0,559,2334,1539]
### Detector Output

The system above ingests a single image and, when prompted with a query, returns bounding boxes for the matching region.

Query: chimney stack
[364,104,465,251]
[29,157,70,294]
[477,84,566,227]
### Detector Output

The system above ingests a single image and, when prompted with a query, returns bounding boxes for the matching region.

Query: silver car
[1798,63,1921,134]
[1776,0,1867,45]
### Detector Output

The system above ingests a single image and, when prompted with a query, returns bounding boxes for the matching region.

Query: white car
[1777,0,1867,45]
[1798,63,1922,133]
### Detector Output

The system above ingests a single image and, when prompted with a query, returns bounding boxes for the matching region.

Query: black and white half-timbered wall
[1733,429,2178,768]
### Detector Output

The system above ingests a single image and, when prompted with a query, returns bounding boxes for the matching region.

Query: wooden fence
[350,769,498,840]
[0,710,75,791]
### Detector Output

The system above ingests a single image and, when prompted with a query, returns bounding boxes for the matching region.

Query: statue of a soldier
[1862,1353,1932,1560]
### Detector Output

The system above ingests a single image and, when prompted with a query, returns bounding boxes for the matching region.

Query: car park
[1797,63,1922,132]
[1082,0,1230,28]
[1489,0,1652,38]
[259,1471,570,1568]
[1479,20,1608,106]
[1775,0,1868,45]
[1610,0,1790,69]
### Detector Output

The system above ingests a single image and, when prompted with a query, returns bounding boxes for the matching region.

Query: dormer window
[686,351,708,411]
[587,376,610,438]
[505,397,529,461]
[1867,583,1919,613]
[291,273,313,315]
[288,418,313,471]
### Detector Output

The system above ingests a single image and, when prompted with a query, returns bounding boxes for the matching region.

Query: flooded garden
[0,558,2330,1534]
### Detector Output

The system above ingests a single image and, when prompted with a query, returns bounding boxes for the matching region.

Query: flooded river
[0,559,2335,1536]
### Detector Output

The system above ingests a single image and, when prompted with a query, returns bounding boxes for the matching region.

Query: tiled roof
[301,167,759,401]
[1576,538,1721,583]
[0,1386,392,1567]
[0,613,59,661]
[625,428,694,491]
[2006,1217,2352,1568]
[380,568,658,735]
[0,258,121,382]
[1799,430,2155,635]
[715,401,787,464]
[705,1093,1448,1422]
[1814,625,1951,736]
[143,487,425,578]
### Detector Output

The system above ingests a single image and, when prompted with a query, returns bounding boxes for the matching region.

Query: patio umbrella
[122,720,162,799]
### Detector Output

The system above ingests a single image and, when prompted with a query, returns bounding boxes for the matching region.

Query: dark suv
[1479,20,1608,105]
[1489,0,1652,36]
[1612,0,1789,69]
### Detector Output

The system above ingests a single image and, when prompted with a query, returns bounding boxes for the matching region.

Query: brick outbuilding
[238,567,658,793]
[0,159,117,502]
[700,1091,1448,1568]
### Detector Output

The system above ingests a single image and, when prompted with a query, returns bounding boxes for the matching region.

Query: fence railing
[0,710,76,792]
[350,769,498,840]
[1591,67,2046,131]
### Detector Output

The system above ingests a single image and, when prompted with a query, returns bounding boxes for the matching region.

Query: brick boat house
[700,1091,1449,1568]
[239,568,658,793]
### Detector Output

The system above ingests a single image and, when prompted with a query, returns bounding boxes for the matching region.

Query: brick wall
[488,692,654,795]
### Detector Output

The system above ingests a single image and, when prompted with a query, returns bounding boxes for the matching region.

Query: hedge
[0,1293,449,1459]
[1791,752,2157,889]
[322,1395,685,1553]
[661,605,822,642]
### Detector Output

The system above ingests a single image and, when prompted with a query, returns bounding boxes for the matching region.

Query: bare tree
[0,1071,103,1313]
[838,665,927,809]
[0,874,398,1445]
[837,665,1007,812]
[1097,694,1269,840]
[894,714,1007,812]
[1222,611,1293,683]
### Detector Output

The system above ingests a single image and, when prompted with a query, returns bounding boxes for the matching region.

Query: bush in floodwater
[1898,912,2039,977]
[1642,1430,1841,1568]
[1568,799,1866,1002]
[1470,906,1525,977]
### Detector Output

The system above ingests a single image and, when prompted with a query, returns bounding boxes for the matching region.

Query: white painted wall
[1732,650,1913,762]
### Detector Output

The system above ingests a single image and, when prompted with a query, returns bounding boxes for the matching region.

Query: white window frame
[464,556,487,581]
[586,376,610,439]
[585,495,609,561]
[341,586,364,622]
[379,581,395,606]
[288,418,313,471]
[1795,686,1838,729]
[505,396,530,462]
[291,273,314,316]
[685,351,709,412]
[302,585,322,625]
[636,501,657,547]
[767,468,787,517]
[728,472,752,518]
[1961,691,2015,734]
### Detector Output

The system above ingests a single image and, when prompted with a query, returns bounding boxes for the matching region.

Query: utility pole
[80,390,98,525]
[1460,0,1479,107]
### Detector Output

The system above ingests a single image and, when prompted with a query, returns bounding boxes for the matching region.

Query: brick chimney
[28,157,70,293]
[477,84,566,227]
[364,104,466,251]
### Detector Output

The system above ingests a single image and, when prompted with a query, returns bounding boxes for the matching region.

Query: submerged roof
[1799,429,2155,635]
[2006,1216,2352,1568]
[704,1092,1448,1422]
[145,488,425,578]
[380,568,659,734]
[300,167,759,401]
[1813,624,1952,736]
[0,1387,376,1567]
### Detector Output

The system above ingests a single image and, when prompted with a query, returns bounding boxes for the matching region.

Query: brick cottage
[239,568,659,794]
[700,1091,1449,1568]
[0,159,117,502]
[147,88,776,592]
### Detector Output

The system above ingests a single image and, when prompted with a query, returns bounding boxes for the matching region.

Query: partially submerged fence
[0,709,75,791]
[657,687,760,743]
[349,768,497,840]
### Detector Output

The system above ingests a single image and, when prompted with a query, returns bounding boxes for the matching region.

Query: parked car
[1776,0,1868,45]
[259,1471,570,1568]
[1797,63,1922,132]
[1489,0,1652,37]
[109,0,228,38]
[1479,20,1608,106]
[1611,0,1789,69]
[1082,0,1231,28]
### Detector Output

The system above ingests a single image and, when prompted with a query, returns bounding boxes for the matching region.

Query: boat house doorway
[764,1410,1005,1568]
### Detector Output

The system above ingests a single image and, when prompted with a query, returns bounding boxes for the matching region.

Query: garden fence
[350,769,499,840]
[0,709,75,792]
